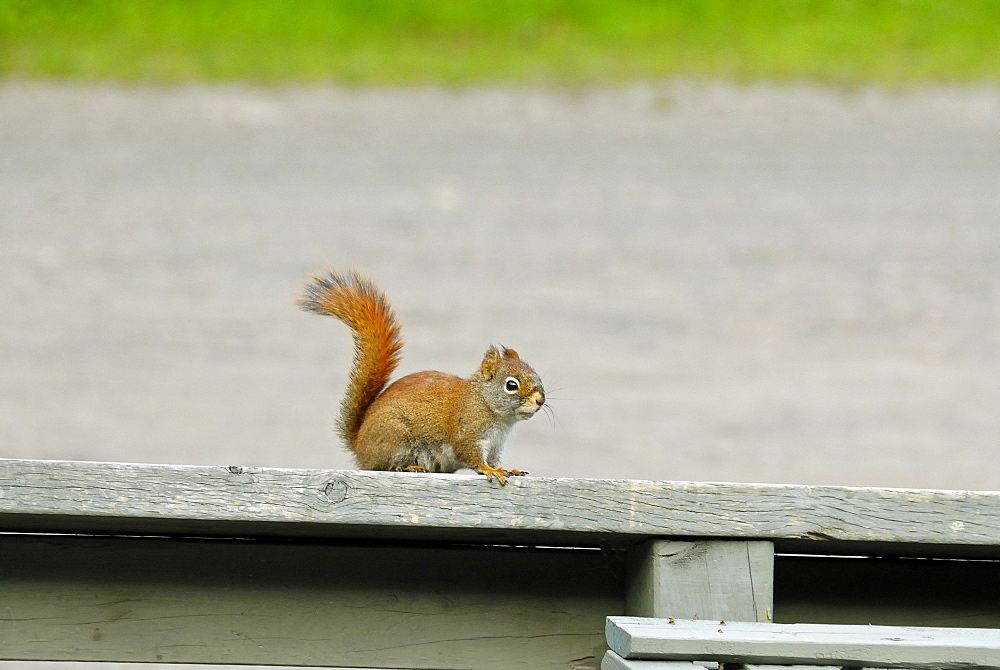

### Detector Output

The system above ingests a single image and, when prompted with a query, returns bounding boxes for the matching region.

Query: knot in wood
[323,479,349,503]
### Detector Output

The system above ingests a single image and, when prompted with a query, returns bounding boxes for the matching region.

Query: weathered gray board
[11,540,996,670]
[3,459,1000,668]
[0,534,620,669]
[602,651,715,670]
[2,459,999,557]
[601,656,927,670]
[627,540,773,622]
[606,617,1000,670]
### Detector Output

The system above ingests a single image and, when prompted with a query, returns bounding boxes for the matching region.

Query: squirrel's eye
[504,377,520,394]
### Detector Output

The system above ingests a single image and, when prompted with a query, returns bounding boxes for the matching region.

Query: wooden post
[626,540,773,623]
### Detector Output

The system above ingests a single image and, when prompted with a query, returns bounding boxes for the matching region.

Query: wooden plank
[0,534,620,669]
[602,650,715,670]
[626,540,773,622]
[606,617,1000,669]
[602,657,852,670]
[1,459,999,557]
[774,554,1000,628]
[604,662,885,670]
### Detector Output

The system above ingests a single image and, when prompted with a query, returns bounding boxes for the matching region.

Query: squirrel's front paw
[477,465,528,486]
[392,465,429,473]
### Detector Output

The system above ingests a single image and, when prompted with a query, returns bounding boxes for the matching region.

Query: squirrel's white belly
[477,422,515,467]
[409,422,515,472]
[411,444,459,472]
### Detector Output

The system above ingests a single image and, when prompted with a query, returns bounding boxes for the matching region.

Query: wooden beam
[0,534,621,669]
[604,656,930,670]
[626,540,773,622]
[1,459,998,557]
[602,652,856,670]
[606,617,1000,669]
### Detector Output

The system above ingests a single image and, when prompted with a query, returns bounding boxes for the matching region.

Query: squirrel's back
[296,270,403,446]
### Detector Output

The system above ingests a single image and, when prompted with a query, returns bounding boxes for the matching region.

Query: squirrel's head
[473,346,545,421]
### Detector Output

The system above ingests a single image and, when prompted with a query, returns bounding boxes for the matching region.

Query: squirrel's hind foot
[392,465,429,473]
[476,465,528,486]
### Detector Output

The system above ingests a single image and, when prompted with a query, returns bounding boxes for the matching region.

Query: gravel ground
[1,81,998,491]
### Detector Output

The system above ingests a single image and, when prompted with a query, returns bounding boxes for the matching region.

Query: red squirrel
[297,270,545,485]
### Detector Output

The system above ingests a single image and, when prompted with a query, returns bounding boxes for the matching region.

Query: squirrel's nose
[534,390,545,407]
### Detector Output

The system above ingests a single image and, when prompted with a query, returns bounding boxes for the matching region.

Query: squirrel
[296,269,545,485]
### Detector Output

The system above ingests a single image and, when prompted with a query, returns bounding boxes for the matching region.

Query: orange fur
[296,270,403,446]
[297,269,545,484]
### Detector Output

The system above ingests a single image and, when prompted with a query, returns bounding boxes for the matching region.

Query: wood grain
[601,650,714,670]
[1,459,998,556]
[626,540,773,622]
[607,617,1000,669]
[1,534,617,669]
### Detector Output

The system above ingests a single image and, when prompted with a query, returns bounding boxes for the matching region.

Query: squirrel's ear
[478,347,502,380]
[502,347,520,361]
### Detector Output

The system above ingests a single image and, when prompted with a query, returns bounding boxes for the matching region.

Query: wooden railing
[1,459,998,669]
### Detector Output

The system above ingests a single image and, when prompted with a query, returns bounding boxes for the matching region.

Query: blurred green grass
[2,0,998,85]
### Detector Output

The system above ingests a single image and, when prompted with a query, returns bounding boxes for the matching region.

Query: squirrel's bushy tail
[297,270,403,447]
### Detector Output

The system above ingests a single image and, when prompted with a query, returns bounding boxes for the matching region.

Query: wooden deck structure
[1,459,998,669]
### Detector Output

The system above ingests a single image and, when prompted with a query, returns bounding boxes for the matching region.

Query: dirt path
[1,82,997,490]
